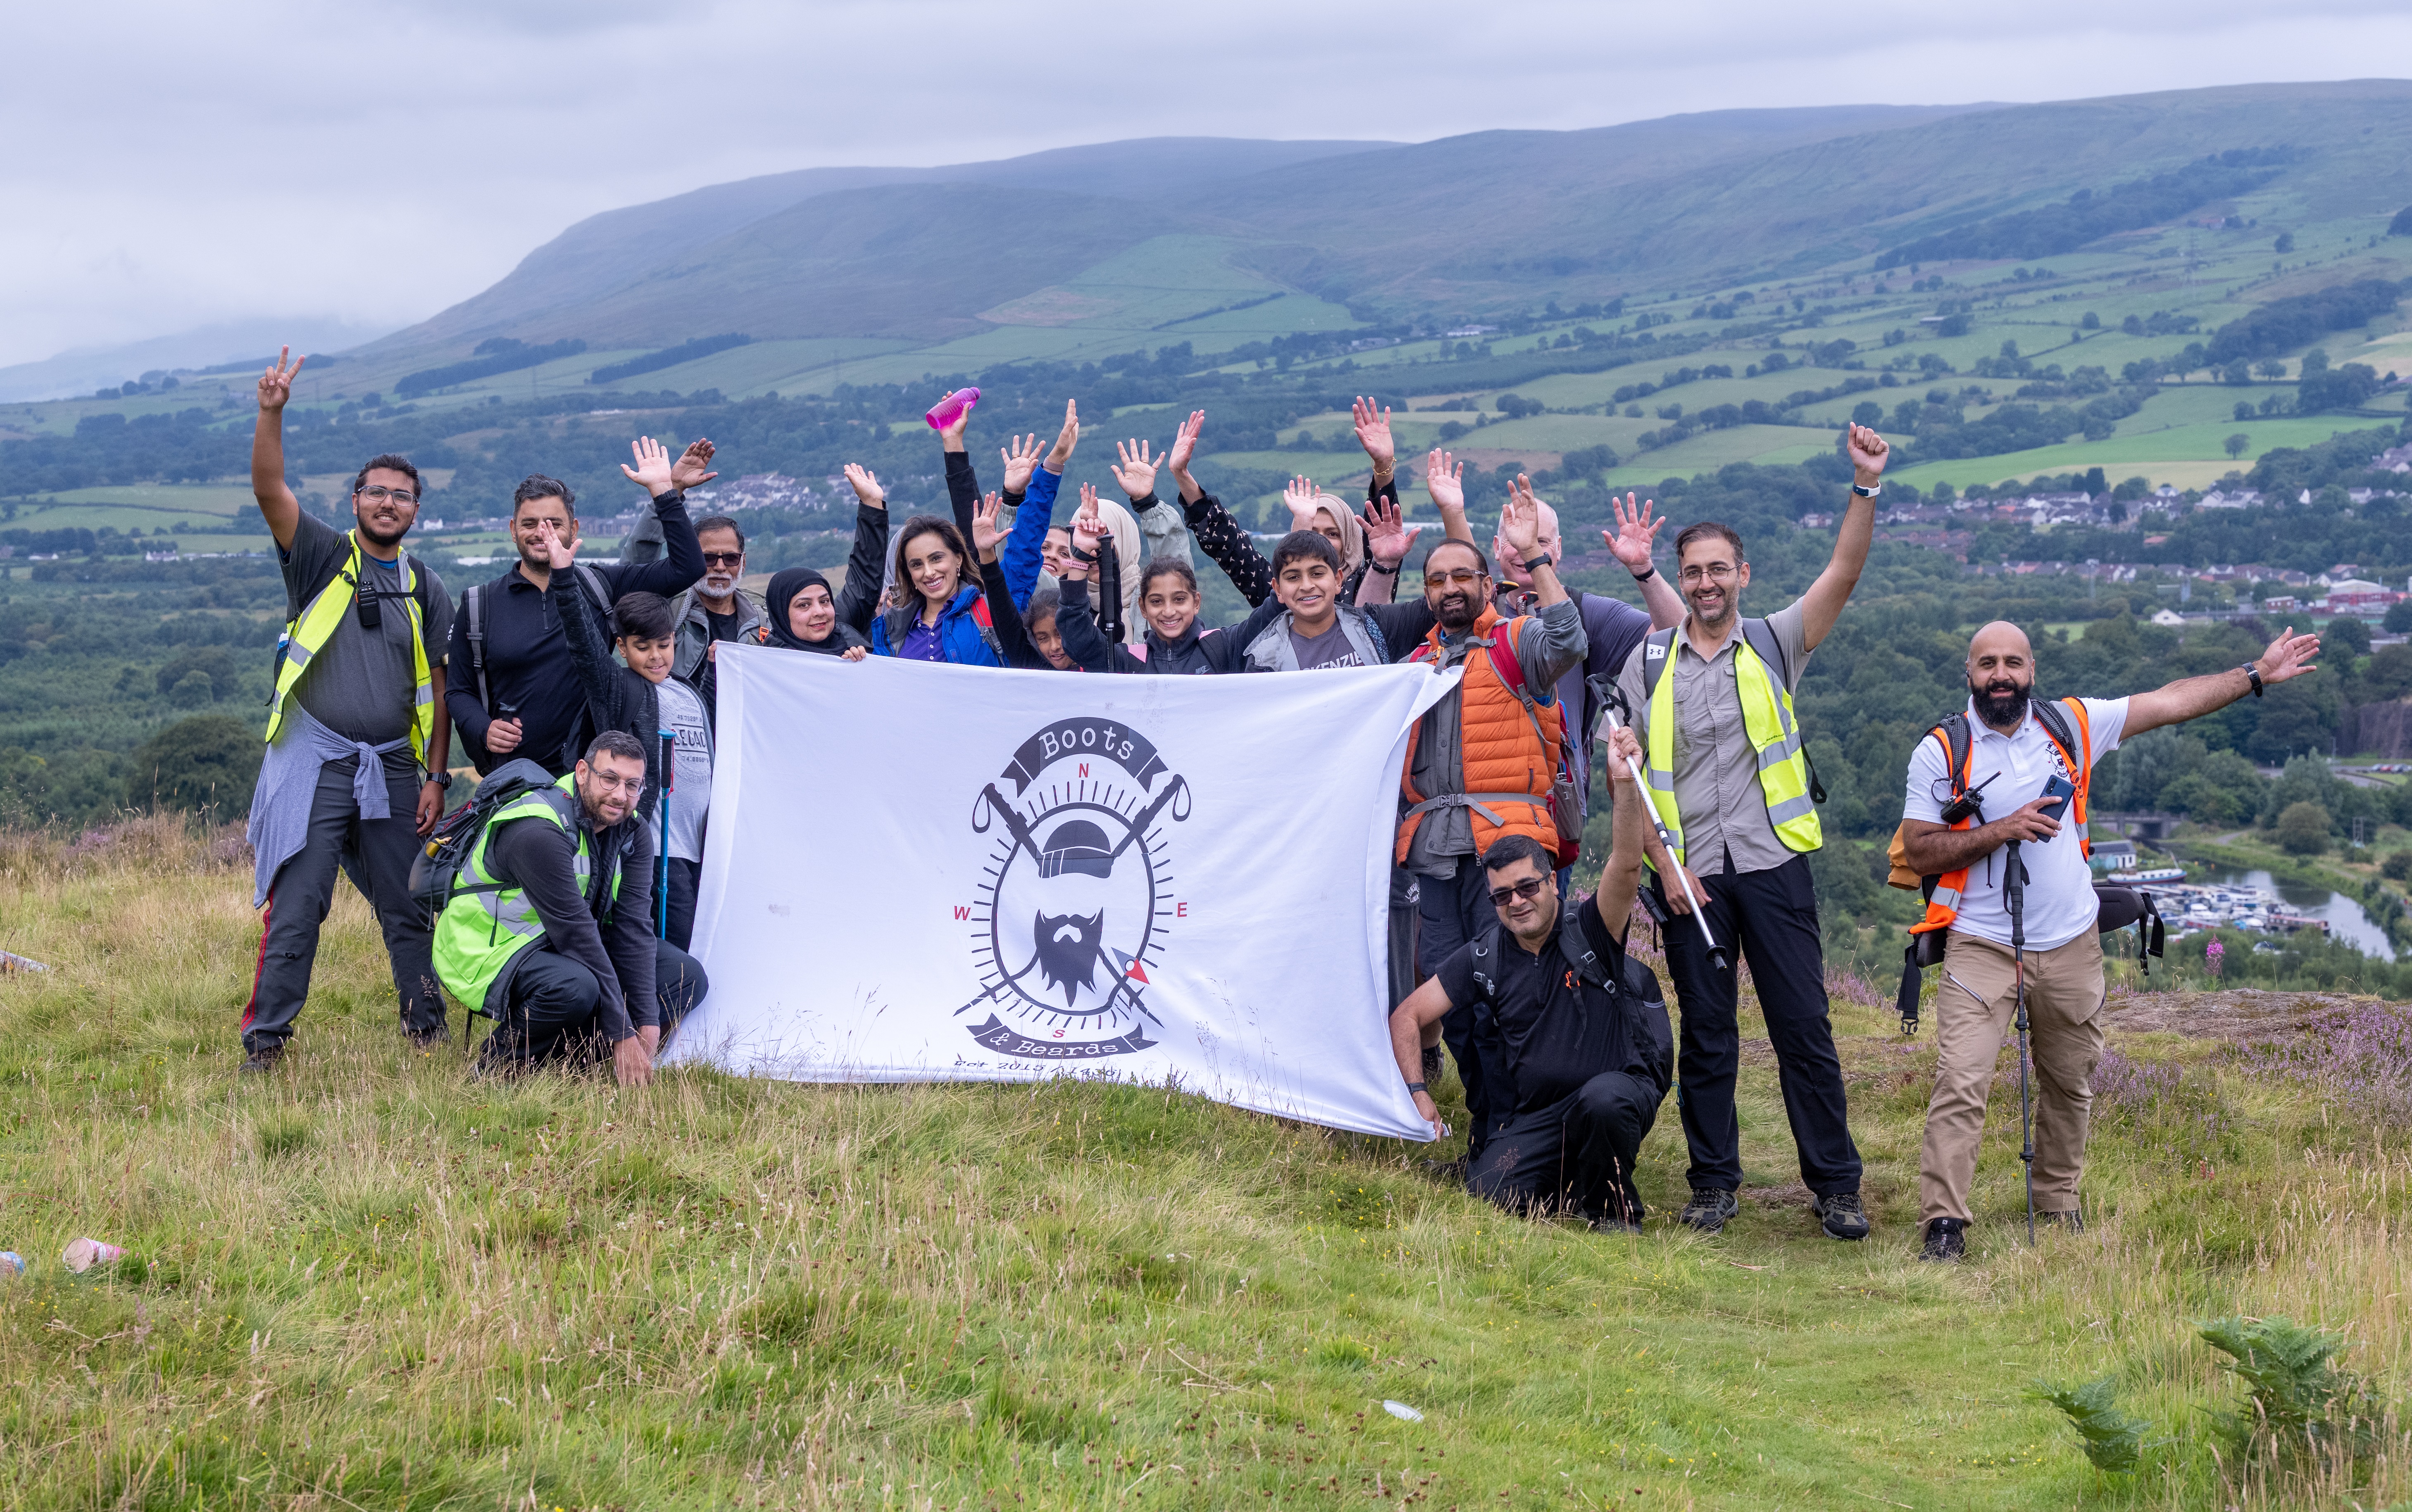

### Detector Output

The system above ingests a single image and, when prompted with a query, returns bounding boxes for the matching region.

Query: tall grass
[0,818,2402,1508]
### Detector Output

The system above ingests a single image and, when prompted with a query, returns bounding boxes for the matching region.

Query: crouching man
[1388,726,1673,1231]
[433,731,709,1083]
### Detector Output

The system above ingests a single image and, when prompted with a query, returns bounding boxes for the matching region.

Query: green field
[0,817,2403,1509]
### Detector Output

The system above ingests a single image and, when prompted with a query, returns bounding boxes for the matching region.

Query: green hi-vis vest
[264,531,435,763]
[432,773,621,1012]
[1640,619,1820,869]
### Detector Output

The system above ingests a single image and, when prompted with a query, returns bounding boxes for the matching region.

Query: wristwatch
[1630,563,1658,585]
[428,770,455,791]
[1851,481,1882,499]
[1369,560,1399,575]
[1404,1081,1428,1094]
[2240,663,2264,698]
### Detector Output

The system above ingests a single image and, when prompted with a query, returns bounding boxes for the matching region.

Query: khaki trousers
[1917,929,2105,1225]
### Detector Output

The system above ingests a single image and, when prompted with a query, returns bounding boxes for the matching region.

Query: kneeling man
[1388,725,1673,1231]
[434,730,709,1084]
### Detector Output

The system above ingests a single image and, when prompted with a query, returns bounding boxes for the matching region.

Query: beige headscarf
[1310,497,1367,582]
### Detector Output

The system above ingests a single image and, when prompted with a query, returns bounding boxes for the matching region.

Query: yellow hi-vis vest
[433,773,619,1012]
[1641,619,1820,870]
[264,531,435,764]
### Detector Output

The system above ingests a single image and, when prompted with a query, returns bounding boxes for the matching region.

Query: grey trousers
[243,757,443,1053]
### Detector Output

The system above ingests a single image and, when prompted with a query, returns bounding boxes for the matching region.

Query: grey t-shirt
[1287,620,1368,670]
[655,674,713,863]
[280,512,451,752]
[1614,599,1810,877]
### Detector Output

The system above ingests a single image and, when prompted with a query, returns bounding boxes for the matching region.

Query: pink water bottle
[924,387,979,430]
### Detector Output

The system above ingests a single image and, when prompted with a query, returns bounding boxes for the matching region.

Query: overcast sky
[4,1,2405,369]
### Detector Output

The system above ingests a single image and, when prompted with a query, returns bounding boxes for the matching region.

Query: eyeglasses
[586,770,644,795]
[357,485,418,506]
[1424,568,1487,588]
[1487,876,1548,907]
[701,552,745,568]
[1678,563,1738,584]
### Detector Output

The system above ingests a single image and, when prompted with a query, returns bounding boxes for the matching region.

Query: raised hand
[533,518,577,572]
[257,346,305,413]
[621,436,677,495]
[1605,492,1664,573]
[1046,399,1081,470]
[1166,409,1205,480]
[999,433,1043,494]
[969,490,1006,561]
[670,438,718,490]
[842,462,886,510]
[1362,494,1422,568]
[1064,485,1106,578]
[1352,396,1395,479]
[1282,474,1322,532]
[1424,449,1466,516]
[2257,627,2321,685]
[1845,423,1890,480]
[1500,476,1545,558]
[1110,438,1161,501]
[936,390,974,451]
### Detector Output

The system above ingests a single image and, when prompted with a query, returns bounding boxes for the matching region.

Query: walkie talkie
[1940,770,2000,826]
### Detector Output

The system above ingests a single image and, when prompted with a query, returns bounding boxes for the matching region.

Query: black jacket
[446,488,706,773]
[556,568,664,823]
[1055,575,1226,675]
[484,803,657,1037]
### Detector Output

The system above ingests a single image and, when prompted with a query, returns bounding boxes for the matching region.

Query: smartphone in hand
[2038,771,2077,823]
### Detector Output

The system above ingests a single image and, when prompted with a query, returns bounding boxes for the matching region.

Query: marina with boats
[2098,858,2399,959]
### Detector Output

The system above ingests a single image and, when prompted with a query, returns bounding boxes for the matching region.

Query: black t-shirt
[705,607,742,643]
[1434,899,1645,1116]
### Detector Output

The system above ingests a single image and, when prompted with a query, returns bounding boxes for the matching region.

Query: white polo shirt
[1901,696,2129,951]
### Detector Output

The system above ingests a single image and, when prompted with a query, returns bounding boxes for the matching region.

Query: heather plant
[2229,1000,2412,1127]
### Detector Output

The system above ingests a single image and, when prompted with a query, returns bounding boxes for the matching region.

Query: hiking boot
[238,1044,284,1076]
[1678,1186,1739,1233]
[1420,1044,1445,1087]
[2038,1209,2084,1232]
[1420,1156,1468,1184]
[1918,1217,1967,1263]
[405,1028,449,1052]
[1811,1190,1870,1241]
[1591,1215,1644,1236]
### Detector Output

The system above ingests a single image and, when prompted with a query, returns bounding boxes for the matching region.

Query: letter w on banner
[660,645,1455,1139]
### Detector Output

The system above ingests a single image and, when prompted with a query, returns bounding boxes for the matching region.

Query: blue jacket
[942,451,1058,614]
[871,584,1004,666]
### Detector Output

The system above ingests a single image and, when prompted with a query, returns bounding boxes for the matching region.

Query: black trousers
[1655,853,1862,1196]
[481,941,710,1070]
[1386,865,1420,1008]
[664,857,700,953]
[1417,860,1498,1151]
[1468,1072,1662,1223]
[244,758,445,1053]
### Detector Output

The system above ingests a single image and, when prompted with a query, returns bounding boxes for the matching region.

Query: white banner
[658,644,1455,1139]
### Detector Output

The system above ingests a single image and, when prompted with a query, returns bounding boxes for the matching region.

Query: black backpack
[407,758,562,913]
[461,563,615,772]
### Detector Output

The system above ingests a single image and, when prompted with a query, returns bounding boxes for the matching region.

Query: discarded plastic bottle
[924,387,980,430]
[63,1237,124,1274]
[0,1252,24,1277]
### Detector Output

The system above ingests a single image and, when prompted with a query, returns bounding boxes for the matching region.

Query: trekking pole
[656,729,674,940]
[1600,704,1730,975]
[2006,839,2037,1244]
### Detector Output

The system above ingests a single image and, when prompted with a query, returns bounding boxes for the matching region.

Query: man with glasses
[1391,480,1588,1163]
[433,731,707,1083]
[446,440,713,775]
[1386,727,1671,1231]
[1611,423,1891,1241]
[239,347,455,1072]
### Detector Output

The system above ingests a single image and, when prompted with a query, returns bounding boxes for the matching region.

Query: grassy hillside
[0,818,2405,1508]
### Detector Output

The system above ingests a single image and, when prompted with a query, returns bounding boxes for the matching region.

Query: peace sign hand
[257,345,306,414]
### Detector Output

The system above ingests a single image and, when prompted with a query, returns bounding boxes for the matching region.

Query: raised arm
[1352,396,1396,494]
[612,437,708,597]
[1110,435,1193,568]
[1589,726,1651,942]
[1354,493,1421,607]
[1182,490,1274,608]
[970,491,1045,670]
[250,347,306,551]
[834,464,892,634]
[1603,492,1685,630]
[1793,424,1888,651]
[1164,409,1208,505]
[542,524,622,720]
[2124,626,2321,737]
[1424,449,1477,545]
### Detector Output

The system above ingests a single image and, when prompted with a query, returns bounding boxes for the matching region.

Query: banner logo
[959,717,1190,1058]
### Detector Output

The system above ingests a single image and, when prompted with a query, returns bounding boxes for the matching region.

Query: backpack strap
[1737,616,1790,687]
[1640,626,1677,701]
[574,563,614,624]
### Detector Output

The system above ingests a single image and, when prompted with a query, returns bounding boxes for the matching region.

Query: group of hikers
[238,345,2319,1260]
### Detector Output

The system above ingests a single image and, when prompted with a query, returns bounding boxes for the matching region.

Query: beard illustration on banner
[960,716,1190,1059]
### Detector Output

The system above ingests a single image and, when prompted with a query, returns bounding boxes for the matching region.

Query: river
[2198,868,2399,962]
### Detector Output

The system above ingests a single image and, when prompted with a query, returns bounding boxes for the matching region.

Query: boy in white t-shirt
[1896,619,2319,1261]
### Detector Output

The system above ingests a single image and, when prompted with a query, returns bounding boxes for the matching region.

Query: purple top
[897,618,946,662]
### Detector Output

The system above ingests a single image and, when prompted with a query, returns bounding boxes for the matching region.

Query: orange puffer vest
[1395,606,1564,866]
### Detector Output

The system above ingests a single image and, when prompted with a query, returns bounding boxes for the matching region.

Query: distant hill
[343,83,2412,380]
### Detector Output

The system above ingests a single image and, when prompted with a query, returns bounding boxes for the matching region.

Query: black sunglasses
[1488,876,1547,907]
